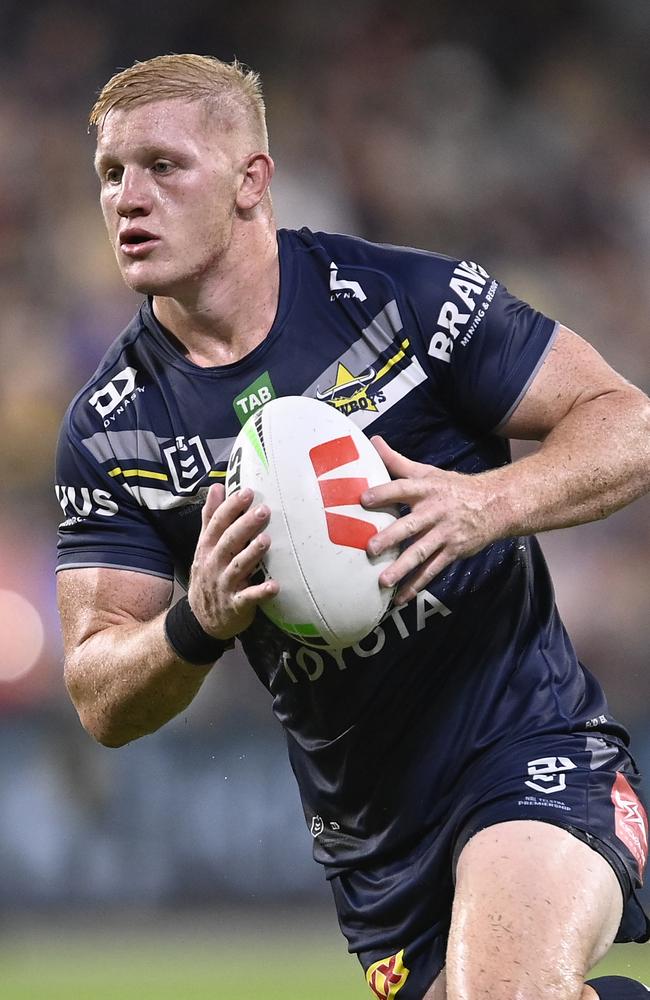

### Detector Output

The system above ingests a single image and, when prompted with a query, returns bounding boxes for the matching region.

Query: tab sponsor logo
[428,260,497,363]
[233,371,276,425]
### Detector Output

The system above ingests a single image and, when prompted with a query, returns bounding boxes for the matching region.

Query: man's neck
[152,220,279,368]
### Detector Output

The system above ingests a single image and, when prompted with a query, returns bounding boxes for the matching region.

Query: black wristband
[164,596,235,666]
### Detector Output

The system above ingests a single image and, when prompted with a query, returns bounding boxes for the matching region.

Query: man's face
[95,99,246,297]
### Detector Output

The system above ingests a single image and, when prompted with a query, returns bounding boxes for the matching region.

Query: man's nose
[115,168,151,217]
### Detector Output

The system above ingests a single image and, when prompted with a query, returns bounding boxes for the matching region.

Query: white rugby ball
[225,396,398,648]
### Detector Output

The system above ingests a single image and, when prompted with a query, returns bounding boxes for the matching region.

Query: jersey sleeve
[55,421,174,580]
[416,258,558,432]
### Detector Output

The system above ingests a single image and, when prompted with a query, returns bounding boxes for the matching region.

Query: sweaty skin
[363,326,650,605]
[61,101,650,753]
[58,90,650,1000]
[423,822,622,1000]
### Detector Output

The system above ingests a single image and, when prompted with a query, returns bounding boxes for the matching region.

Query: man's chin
[120,269,171,297]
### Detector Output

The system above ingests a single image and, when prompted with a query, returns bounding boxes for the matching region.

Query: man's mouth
[119,229,160,257]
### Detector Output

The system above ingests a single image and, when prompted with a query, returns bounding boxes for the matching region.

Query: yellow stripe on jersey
[375,343,409,381]
[107,467,169,481]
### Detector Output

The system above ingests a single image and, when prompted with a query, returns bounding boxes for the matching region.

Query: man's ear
[236,152,275,211]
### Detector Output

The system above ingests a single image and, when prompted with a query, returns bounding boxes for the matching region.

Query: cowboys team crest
[316,362,382,416]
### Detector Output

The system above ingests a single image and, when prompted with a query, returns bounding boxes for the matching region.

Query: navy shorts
[328,732,650,1000]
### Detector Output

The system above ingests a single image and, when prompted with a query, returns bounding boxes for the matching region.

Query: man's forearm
[64,614,212,748]
[489,386,650,538]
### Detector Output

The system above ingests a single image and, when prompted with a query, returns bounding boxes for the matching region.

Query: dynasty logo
[316,362,385,416]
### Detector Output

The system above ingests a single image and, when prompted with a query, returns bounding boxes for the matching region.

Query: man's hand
[361,437,498,604]
[188,484,279,640]
[361,325,650,606]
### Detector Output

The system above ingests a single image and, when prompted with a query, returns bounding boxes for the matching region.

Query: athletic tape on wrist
[164,596,235,666]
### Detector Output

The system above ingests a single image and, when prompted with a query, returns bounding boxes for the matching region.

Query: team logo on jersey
[524,755,577,795]
[310,816,324,837]
[309,435,377,550]
[233,371,276,426]
[329,261,367,301]
[163,436,212,494]
[316,363,384,416]
[88,366,144,424]
[366,950,410,999]
[611,772,648,877]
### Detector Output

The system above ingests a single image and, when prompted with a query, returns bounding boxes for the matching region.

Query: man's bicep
[498,325,634,441]
[57,566,174,653]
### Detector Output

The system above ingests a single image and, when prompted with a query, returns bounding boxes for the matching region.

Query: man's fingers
[237,577,279,606]
[392,550,451,604]
[223,531,271,588]
[369,436,431,480]
[377,529,445,589]
[201,488,258,546]
[215,502,271,564]
[367,508,429,556]
[201,482,226,526]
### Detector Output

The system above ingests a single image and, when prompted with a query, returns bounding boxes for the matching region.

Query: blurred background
[0,0,648,996]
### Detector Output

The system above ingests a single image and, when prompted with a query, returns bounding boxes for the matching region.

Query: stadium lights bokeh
[0,589,45,682]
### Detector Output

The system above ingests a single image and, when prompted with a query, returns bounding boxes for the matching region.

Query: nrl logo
[316,362,383,416]
[310,815,324,838]
[163,435,212,494]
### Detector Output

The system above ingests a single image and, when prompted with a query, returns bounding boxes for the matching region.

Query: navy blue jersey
[55,228,630,871]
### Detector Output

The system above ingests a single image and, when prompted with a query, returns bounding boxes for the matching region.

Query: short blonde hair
[88,53,269,151]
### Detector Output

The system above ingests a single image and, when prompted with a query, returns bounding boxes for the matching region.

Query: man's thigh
[334,734,647,999]
[443,820,623,1000]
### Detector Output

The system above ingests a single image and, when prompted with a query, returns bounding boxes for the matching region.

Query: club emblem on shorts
[524,756,577,795]
[611,772,648,878]
[163,436,212,493]
[366,949,410,999]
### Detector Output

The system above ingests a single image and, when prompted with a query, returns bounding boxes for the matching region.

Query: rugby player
[55,54,650,1000]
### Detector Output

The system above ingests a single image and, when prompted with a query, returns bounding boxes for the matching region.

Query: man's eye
[152,161,173,174]
[105,167,122,183]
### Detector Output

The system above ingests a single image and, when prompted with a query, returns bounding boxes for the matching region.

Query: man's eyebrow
[94,152,115,175]
[94,143,189,174]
